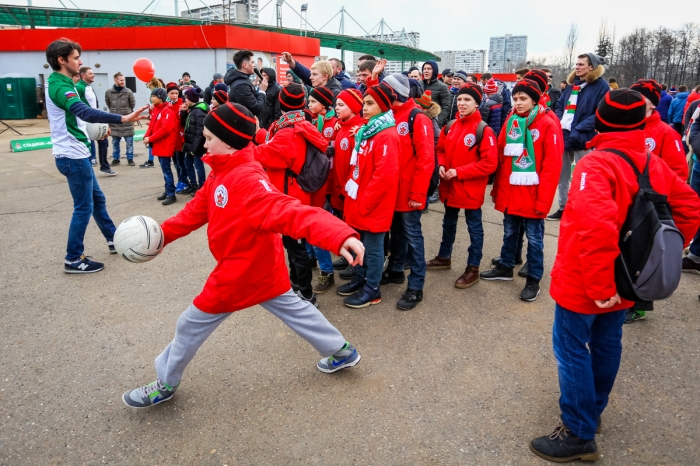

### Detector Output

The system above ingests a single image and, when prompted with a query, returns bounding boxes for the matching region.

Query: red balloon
[133,58,155,82]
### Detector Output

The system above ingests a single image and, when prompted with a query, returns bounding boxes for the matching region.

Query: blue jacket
[668,92,689,124]
[657,91,673,123]
[555,67,609,151]
[479,93,504,137]
[336,73,357,90]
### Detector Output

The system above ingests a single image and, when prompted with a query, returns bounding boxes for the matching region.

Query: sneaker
[122,379,178,409]
[337,278,365,296]
[127,159,135,166]
[428,190,440,204]
[339,266,357,280]
[380,270,405,285]
[317,342,361,373]
[107,241,117,254]
[520,277,541,302]
[624,309,646,324]
[139,160,155,168]
[681,256,700,274]
[162,195,177,206]
[529,423,600,462]
[344,284,381,309]
[176,184,192,195]
[491,256,523,266]
[518,261,529,278]
[332,256,349,270]
[455,266,479,289]
[546,209,564,221]
[480,264,514,281]
[99,169,117,176]
[426,256,451,270]
[156,192,167,201]
[313,271,335,294]
[64,255,104,274]
[175,181,187,192]
[397,288,423,311]
[111,159,120,166]
[299,292,319,308]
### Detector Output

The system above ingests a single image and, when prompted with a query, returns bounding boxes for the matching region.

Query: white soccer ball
[114,216,164,263]
[86,122,109,141]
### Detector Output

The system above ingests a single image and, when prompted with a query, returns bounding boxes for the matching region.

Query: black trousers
[282,235,313,298]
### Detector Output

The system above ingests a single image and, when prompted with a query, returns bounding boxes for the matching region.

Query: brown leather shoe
[455,266,479,289]
[426,256,451,270]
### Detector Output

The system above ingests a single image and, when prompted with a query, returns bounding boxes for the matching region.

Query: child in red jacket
[122,103,364,409]
[427,83,498,289]
[144,88,179,205]
[337,82,400,308]
[165,82,189,191]
[529,89,700,462]
[480,79,562,302]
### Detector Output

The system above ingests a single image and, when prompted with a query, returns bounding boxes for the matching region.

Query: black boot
[529,423,600,462]
[162,195,177,206]
[156,192,167,201]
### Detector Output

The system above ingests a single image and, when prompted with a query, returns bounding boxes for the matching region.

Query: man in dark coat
[258,67,282,130]
[224,50,268,115]
[203,73,224,106]
[421,60,451,127]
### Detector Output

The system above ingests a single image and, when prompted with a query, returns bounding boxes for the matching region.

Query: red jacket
[331,114,364,212]
[310,113,339,207]
[160,145,359,314]
[145,102,179,157]
[392,100,435,211]
[437,110,498,209]
[550,131,700,315]
[253,120,329,206]
[343,126,400,233]
[492,109,563,218]
[642,110,688,180]
[168,98,185,148]
[684,91,700,116]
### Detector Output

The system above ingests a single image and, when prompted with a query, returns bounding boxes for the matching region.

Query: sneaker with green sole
[122,379,178,409]
[317,342,361,373]
[624,309,646,324]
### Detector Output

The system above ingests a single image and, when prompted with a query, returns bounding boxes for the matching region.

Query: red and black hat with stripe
[204,102,257,150]
[309,86,335,108]
[512,78,542,104]
[630,79,662,107]
[213,89,228,105]
[337,88,364,114]
[595,89,647,133]
[279,83,307,112]
[166,82,179,93]
[457,82,484,106]
[523,70,548,93]
[364,82,396,113]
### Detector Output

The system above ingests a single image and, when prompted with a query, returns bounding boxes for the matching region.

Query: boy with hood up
[259,67,282,130]
[421,60,452,127]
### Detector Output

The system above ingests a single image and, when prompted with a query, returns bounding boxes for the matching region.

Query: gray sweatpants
[557,149,588,209]
[154,289,347,387]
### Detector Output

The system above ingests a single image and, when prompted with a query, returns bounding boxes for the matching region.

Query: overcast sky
[8,0,698,65]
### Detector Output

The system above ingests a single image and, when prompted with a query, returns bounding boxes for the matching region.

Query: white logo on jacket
[397,122,409,136]
[580,172,587,190]
[645,137,656,152]
[259,179,272,192]
[530,129,540,141]
[340,138,349,151]
[214,185,228,208]
[323,127,334,138]
[464,134,476,147]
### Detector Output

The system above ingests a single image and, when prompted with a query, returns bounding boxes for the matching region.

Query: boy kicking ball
[123,103,364,409]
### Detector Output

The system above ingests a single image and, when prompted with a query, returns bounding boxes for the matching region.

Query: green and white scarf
[504,105,540,186]
[315,108,336,132]
[560,83,587,131]
[350,110,396,166]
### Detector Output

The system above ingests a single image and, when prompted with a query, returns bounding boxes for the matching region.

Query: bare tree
[564,23,579,71]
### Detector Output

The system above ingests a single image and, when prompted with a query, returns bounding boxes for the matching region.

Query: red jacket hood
[586,130,647,168]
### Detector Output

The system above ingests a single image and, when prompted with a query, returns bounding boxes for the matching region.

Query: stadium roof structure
[0,4,439,62]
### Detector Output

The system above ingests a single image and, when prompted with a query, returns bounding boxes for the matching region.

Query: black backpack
[602,149,685,302]
[284,138,330,194]
[407,108,441,197]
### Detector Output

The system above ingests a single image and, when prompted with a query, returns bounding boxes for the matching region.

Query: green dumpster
[0,77,38,119]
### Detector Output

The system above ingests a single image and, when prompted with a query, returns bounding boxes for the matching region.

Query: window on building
[125,77,137,93]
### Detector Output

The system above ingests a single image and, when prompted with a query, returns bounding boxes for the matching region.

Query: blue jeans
[148,147,154,163]
[553,304,626,440]
[111,136,134,160]
[688,159,700,258]
[388,210,427,290]
[173,151,189,184]
[437,205,484,268]
[158,156,176,197]
[304,242,333,273]
[89,140,96,163]
[185,153,206,187]
[499,214,544,280]
[55,157,117,261]
[355,230,386,289]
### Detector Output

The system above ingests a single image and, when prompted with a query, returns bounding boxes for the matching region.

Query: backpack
[284,138,330,194]
[602,149,685,302]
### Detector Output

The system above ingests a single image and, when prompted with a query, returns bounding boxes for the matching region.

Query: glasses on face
[547,75,553,79]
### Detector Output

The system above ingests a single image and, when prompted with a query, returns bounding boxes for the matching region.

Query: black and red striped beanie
[204,102,257,150]
[364,82,396,113]
[279,83,307,112]
[309,86,334,108]
[630,79,662,107]
[512,79,542,104]
[457,82,484,106]
[212,89,228,105]
[595,89,647,133]
[523,70,548,93]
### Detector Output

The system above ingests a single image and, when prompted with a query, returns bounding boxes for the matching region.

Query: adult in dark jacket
[422,60,451,127]
[550,53,609,220]
[105,72,136,165]
[224,50,268,116]
[548,86,561,109]
[259,67,282,130]
[180,87,208,192]
[657,85,673,123]
[281,52,342,97]
[329,58,357,90]
[203,73,224,106]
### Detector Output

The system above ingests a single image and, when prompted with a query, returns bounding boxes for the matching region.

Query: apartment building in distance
[487,34,527,73]
[434,50,487,74]
[181,0,259,24]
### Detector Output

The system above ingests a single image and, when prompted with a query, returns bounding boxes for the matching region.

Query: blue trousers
[355,230,386,289]
[388,210,427,290]
[499,214,544,280]
[437,205,484,268]
[158,156,176,197]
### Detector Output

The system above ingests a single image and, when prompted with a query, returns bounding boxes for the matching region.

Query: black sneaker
[176,185,192,195]
[529,423,600,462]
[64,255,104,274]
[139,160,155,168]
[624,309,646,324]
[337,278,365,296]
[313,271,335,294]
[339,266,357,280]
[162,195,177,206]
[518,261,529,278]
[111,159,120,166]
[299,292,319,308]
[681,256,700,274]
[491,256,523,266]
[520,277,540,302]
[333,256,349,270]
[343,284,381,309]
[127,159,135,166]
[380,270,405,285]
[480,264,514,281]
[397,288,423,311]
[156,192,167,201]
[546,209,564,221]
[100,169,117,176]
[107,241,117,254]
